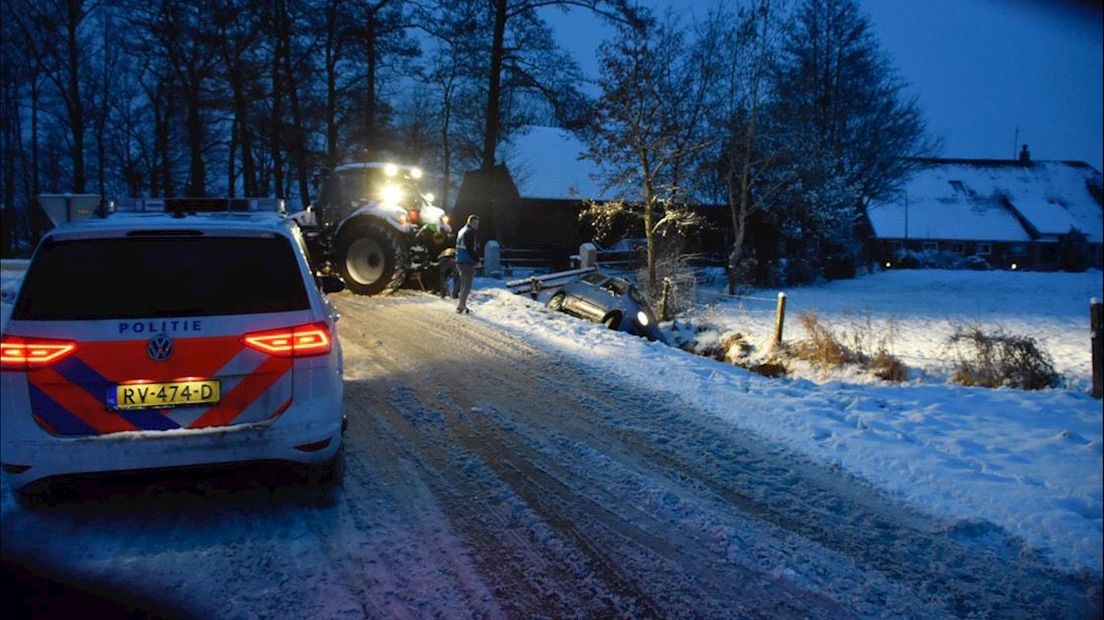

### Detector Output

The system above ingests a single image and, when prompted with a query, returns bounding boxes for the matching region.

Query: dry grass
[948,326,1060,390]
[791,312,908,382]
[792,312,852,367]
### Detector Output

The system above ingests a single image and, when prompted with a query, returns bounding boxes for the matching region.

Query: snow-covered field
[2,266,1101,578]
[464,269,1103,575]
[684,268,1102,390]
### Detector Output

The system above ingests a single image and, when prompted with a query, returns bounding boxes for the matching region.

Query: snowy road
[1,292,1099,618]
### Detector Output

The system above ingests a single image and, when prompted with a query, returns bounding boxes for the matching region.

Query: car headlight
[379,183,404,204]
[383,163,399,177]
[410,167,424,179]
[636,311,649,326]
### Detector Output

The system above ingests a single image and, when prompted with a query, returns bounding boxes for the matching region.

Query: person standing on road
[455,215,479,314]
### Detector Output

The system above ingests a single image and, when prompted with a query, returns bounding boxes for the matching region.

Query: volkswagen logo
[147,334,174,362]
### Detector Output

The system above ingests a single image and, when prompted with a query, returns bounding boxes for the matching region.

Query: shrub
[792,312,852,367]
[893,249,969,270]
[750,360,788,378]
[792,312,908,381]
[948,326,1060,390]
[869,350,908,382]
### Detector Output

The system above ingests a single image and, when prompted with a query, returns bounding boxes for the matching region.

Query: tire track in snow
[336,292,1100,618]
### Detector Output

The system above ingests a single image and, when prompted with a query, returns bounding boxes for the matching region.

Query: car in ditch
[0,197,346,501]
[546,272,666,343]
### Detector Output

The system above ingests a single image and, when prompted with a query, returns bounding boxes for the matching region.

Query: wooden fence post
[658,277,673,322]
[1092,297,1102,399]
[772,291,787,349]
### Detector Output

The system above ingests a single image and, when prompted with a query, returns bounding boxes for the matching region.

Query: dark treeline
[0,0,638,253]
[0,0,932,270]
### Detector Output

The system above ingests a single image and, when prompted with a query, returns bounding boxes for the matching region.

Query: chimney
[1019,144,1031,163]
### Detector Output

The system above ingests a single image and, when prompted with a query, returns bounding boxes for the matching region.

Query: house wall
[871,238,1095,271]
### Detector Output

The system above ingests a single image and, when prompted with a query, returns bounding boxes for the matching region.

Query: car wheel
[306,447,345,490]
[336,222,406,295]
[14,480,69,509]
[548,292,567,311]
[601,311,622,330]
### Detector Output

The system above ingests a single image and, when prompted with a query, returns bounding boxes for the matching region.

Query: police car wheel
[14,480,69,508]
[306,447,344,489]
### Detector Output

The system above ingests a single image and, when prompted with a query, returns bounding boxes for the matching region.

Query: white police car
[0,198,345,499]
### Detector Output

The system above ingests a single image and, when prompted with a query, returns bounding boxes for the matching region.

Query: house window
[923,241,938,252]
[1010,244,1026,256]
[976,242,992,256]
[951,242,965,254]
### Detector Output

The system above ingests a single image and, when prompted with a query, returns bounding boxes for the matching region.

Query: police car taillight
[0,336,78,371]
[242,323,332,357]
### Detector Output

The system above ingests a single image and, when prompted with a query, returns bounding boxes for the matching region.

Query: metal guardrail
[505,267,597,297]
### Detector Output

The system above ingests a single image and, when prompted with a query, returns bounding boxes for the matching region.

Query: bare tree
[12,0,98,193]
[476,0,639,171]
[583,10,716,293]
[717,0,789,293]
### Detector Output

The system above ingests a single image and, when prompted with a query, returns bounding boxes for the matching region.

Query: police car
[0,197,345,499]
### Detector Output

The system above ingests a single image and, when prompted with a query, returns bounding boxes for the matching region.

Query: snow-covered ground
[683,268,1102,390]
[2,266,1101,579]
[463,269,1103,575]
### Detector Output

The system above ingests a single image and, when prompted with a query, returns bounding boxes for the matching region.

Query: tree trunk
[441,96,452,209]
[227,115,237,197]
[364,14,378,149]
[31,77,40,198]
[279,0,310,208]
[185,86,205,197]
[644,180,656,293]
[480,0,508,170]
[270,29,285,198]
[66,0,85,193]
[324,1,340,168]
[233,85,256,195]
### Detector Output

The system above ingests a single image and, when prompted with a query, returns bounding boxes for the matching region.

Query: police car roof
[45,211,292,240]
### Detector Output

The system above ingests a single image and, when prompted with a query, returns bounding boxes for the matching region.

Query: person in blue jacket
[455,214,479,314]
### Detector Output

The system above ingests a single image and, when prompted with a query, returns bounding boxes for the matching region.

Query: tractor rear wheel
[336,221,407,295]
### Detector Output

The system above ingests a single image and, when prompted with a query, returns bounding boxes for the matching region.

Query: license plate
[110,380,221,410]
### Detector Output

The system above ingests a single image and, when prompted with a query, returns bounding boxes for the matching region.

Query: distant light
[383,163,399,177]
[410,167,423,179]
[885,262,892,269]
[1011,263,1018,270]
[424,192,436,203]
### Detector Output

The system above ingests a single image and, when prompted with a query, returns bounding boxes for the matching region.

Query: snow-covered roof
[497,126,608,201]
[868,160,1103,243]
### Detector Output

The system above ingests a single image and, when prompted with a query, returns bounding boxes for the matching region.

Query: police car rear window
[13,236,311,320]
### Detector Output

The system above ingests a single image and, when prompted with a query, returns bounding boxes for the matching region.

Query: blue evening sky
[543,0,1104,170]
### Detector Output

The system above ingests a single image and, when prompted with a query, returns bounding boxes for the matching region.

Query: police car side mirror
[319,275,345,294]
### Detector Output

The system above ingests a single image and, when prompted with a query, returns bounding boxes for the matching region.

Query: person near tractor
[455,215,479,314]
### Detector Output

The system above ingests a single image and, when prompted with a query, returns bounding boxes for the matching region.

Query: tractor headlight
[379,183,404,204]
[636,311,649,326]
